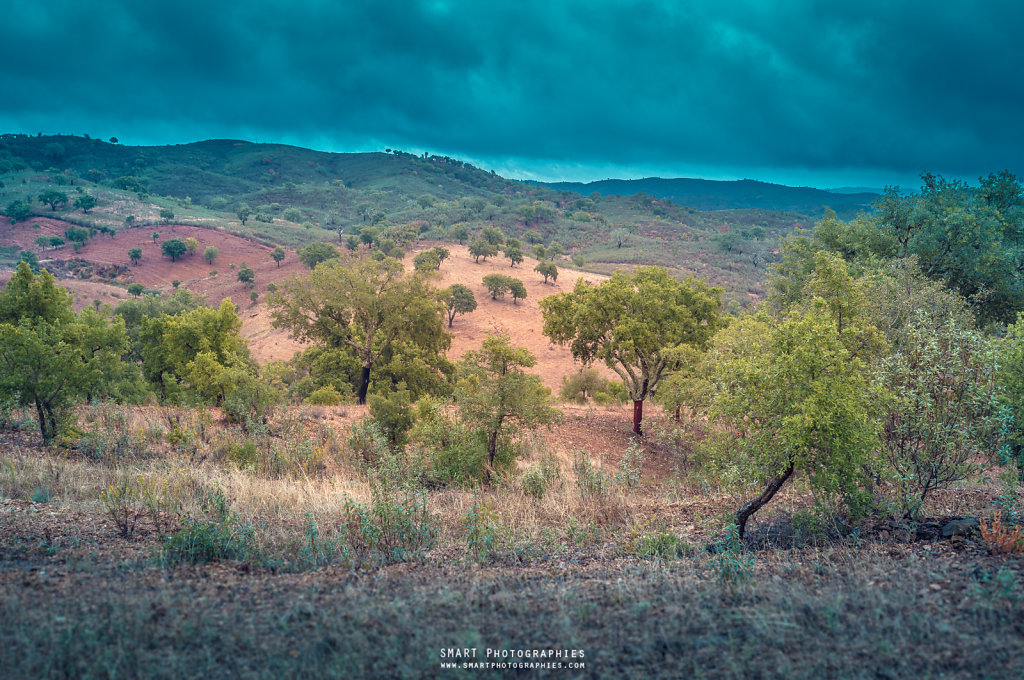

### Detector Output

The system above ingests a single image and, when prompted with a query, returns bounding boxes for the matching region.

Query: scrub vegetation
[2,135,1024,678]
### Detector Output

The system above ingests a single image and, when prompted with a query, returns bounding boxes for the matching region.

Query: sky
[1,0,1022,189]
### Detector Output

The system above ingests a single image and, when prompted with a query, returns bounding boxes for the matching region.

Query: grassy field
[1,402,1021,679]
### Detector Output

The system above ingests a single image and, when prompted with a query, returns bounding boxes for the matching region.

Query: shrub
[347,418,391,467]
[705,524,755,586]
[520,455,560,500]
[615,439,643,488]
[338,452,437,566]
[159,487,258,565]
[572,449,608,501]
[100,477,145,539]
[367,386,414,448]
[463,498,503,563]
[306,384,343,406]
[408,399,488,486]
[630,527,691,560]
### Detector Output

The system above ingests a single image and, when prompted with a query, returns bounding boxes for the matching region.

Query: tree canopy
[269,256,449,404]
[541,266,722,434]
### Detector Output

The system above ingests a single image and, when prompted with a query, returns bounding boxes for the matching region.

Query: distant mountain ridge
[540,177,879,218]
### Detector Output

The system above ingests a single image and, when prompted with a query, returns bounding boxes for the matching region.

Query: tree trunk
[35,399,51,443]
[357,365,371,405]
[632,400,644,435]
[735,462,795,538]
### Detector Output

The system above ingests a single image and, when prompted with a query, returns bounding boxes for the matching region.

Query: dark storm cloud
[1,0,1022,184]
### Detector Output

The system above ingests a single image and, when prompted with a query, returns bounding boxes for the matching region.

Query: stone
[942,518,979,538]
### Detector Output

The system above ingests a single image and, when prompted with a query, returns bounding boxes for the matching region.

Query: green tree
[431,246,450,269]
[413,250,441,273]
[541,266,722,434]
[450,223,469,245]
[151,232,160,243]
[535,261,558,284]
[127,283,145,297]
[469,239,497,263]
[64,226,89,244]
[612,228,629,248]
[508,278,526,304]
[203,246,218,265]
[481,226,505,246]
[877,313,1002,517]
[504,244,524,267]
[345,235,360,251]
[0,263,129,442]
[184,237,199,257]
[161,239,187,262]
[159,208,174,222]
[269,256,449,404]
[360,226,380,247]
[532,244,547,261]
[38,189,69,211]
[455,334,559,480]
[237,205,251,225]
[483,274,510,299]
[74,194,97,213]
[128,248,142,265]
[272,247,286,268]
[444,284,477,327]
[6,199,32,223]
[298,242,339,269]
[48,236,64,248]
[237,263,255,284]
[18,251,40,273]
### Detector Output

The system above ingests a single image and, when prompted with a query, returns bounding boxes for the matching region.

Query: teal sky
[2,1,1022,188]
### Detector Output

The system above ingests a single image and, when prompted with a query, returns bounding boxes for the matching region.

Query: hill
[540,177,878,218]
[0,133,848,304]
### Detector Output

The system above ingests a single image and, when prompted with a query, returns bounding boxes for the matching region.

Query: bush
[520,455,560,500]
[367,386,414,448]
[306,384,343,406]
[615,439,643,488]
[99,476,146,539]
[572,449,609,501]
[338,452,437,566]
[159,487,258,565]
[630,527,691,560]
[347,418,391,467]
[463,498,503,563]
[408,399,488,486]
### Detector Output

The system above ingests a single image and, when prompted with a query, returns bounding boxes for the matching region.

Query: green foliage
[508,278,526,304]
[469,238,498,262]
[534,261,558,283]
[444,283,477,328]
[0,264,131,442]
[339,452,438,566]
[413,250,440,272]
[572,449,609,501]
[159,208,175,221]
[73,193,97,213]
[269,256,449,404]
[6,199,32,223]
[38,188,69,211]
[297,241,339,269]
[708,259,885,536]
[203,245,218,264]
[237,263,255,284]
[18,251,39,272]
[450,223,470,244]
[705,525,755,586]
[456,334,560,478]
[159,487,258,565]
[482,273,509,299]
[481,225,505,245]
[127,283,144,297]
[877,313,1002,517]
[408,398,489,486]
[630,525,691,560]
[367,385,414,448]
[271,246,286,267]
[128,248,142,265]
[306,384,343,406]
[998,314,1024,477]
[236,205,251,225]
[160,238,187,262]
[520,456,560,500]
[504,244,524,267]
[463,498,502,563]
[64,225,89,243]
[541,266,723,433]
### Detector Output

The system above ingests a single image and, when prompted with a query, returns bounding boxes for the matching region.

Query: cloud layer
[2,1,1021,185]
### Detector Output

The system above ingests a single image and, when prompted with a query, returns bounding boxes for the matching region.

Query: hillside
[0,133,847,305]
[541,177,878,218]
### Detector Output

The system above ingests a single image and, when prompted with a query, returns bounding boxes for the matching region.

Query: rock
[942,518,979,538]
